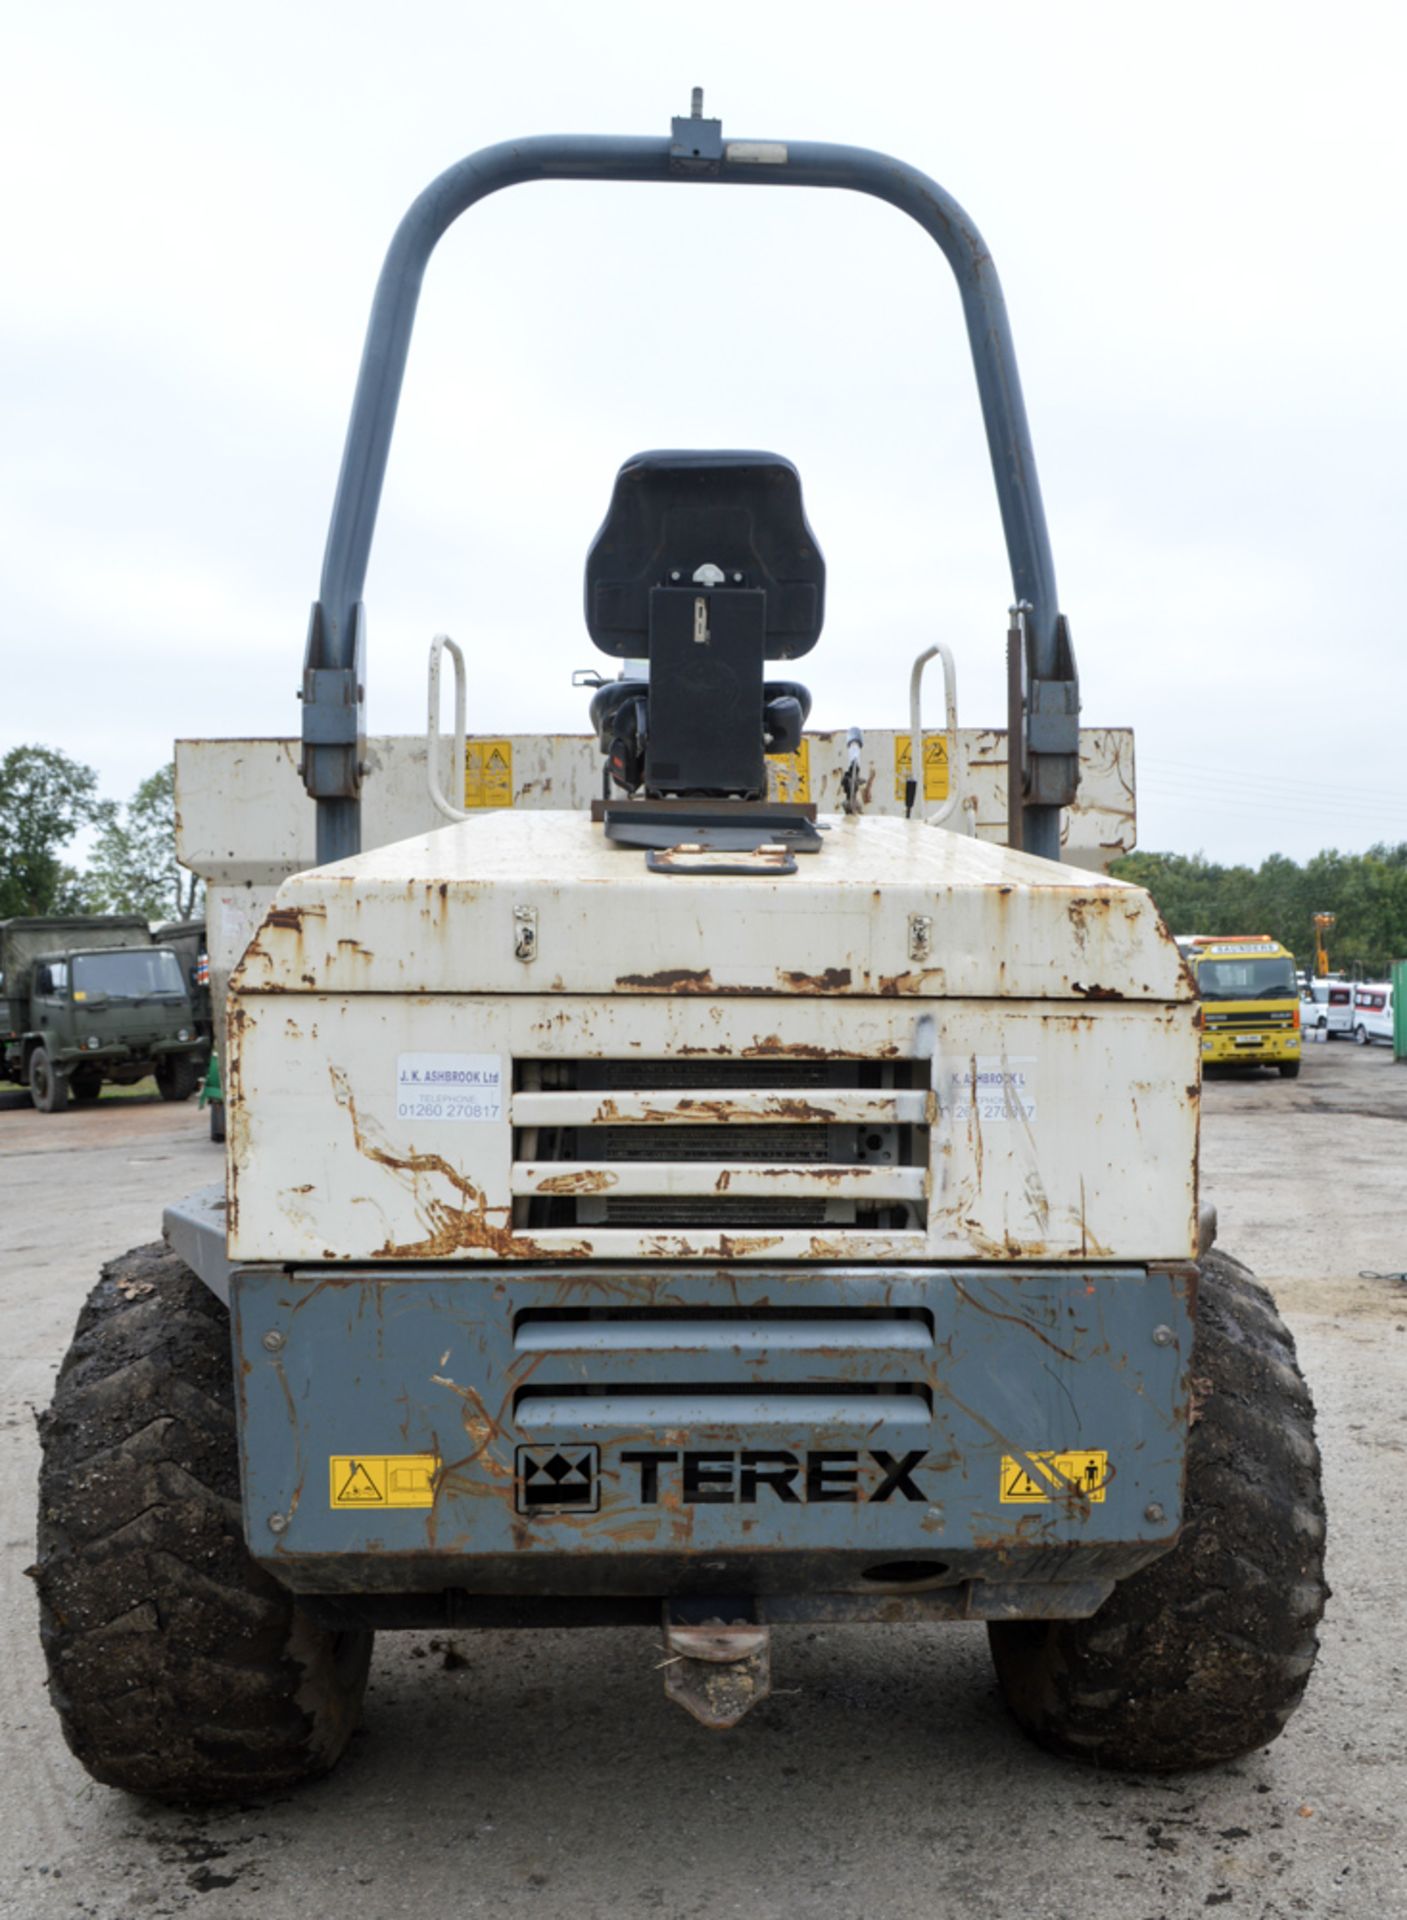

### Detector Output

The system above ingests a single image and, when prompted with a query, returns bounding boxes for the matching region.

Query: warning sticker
[329,1455,438,1509]
[766,738,811,804]
[894,733,950,803]
[464,738,514,808]
[999,1450,1110,1504]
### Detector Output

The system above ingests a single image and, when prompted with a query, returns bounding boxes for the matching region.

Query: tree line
[1110,847,1407,980]
[0,744,201,924]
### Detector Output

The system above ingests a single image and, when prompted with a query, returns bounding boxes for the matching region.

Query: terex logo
[620,1448,927,1505]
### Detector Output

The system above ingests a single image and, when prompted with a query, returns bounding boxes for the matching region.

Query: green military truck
[0,917,207,1112]
[152,919,212,1047]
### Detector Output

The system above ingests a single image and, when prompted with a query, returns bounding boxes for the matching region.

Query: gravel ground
[1,1043,1404,1920]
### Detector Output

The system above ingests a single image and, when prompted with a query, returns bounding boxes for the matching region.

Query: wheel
[1355,1024,1368,1046]
[70,1068,103,1103]
[155,1054,200,1102]
[28,1046,68,1112]
[987,1248,1327,1771]
[1278,1060,1301,1079]
[209,1098,226,1143]
[34,1242,373,1803]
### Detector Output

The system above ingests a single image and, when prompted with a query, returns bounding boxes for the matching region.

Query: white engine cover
[226,813,1198,1265]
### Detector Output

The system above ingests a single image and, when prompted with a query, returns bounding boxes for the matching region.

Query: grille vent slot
[512,1307,935,1431]
[511,1058,929,1233]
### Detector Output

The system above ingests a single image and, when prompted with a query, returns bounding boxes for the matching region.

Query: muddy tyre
[35,1243,373,1803]
[29,1046,68,1112]
[1278,1060,1301,1079]
[155,1054,200,1102]
[987,1249,1327,1771]
[70,1068,103,1103]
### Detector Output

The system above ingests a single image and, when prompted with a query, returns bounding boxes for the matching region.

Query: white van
[1352,983,1395,1047]
[1300,980,1355,1038]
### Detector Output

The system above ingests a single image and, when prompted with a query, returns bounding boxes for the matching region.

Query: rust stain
[778,967,852,992]
[264,902,326,933]
[741,1034,901,1060]
[328,1066,589,1261]
[1070,982,1124,1000]
[615,967,714,991]
[594,1095,849,1124]
[876,969,941,997]
[535,1168,620,1196]
[950,1277,1077,1361]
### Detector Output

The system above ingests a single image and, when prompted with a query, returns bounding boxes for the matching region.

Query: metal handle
[907,643,961,830]
[426,634,468,823]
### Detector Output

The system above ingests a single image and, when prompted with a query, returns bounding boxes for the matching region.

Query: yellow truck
[1186,936,1301,1077]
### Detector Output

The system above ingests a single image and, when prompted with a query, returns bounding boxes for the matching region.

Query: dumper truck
[0,916,206,1111]
[33,100,1327,1801]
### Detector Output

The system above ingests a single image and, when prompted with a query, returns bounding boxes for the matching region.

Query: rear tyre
[1278,1060,1301,1079]
[987,1248,1327,1771]
[1355,1024,1368,1046]
[155,1055,200,1102]
[28,1046,68,1112]
[35,1242,373,1803]
[70,1069,103,1103]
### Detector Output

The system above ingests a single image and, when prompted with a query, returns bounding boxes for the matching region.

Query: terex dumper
[34,102,1327,1802]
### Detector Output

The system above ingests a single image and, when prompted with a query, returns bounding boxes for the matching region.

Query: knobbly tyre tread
[156,1055,200,1102]
[35,1242,373,1803]
[987,1248,1328,1771]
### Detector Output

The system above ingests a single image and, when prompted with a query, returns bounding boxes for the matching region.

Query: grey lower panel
[231,1261,1194,1602]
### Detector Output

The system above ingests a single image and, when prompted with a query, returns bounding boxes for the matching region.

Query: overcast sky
[4,0,1404,867]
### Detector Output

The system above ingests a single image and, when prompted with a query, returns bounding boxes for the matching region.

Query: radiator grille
[512,1057,930,1232]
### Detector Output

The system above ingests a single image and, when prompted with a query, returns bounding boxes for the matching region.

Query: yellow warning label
[894,733,950,803]
[999,1450,1110,1504]
[463,739,514,809]
[766,737,811,804]
[329,1455,438,1509]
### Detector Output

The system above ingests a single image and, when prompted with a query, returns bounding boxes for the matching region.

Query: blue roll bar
[302,101,1078,862]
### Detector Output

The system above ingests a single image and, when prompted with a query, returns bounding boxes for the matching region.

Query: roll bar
[301,96,1079,862]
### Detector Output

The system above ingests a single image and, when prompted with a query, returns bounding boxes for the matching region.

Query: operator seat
[583,451,825,799]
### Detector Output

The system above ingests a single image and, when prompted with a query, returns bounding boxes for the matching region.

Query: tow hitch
[661,1598,772,1729]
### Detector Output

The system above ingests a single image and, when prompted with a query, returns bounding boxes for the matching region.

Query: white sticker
[396,1053,503,1123]
[943,1056,1037,1125]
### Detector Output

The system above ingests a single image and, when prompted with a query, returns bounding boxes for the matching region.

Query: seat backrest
[584,451,825,660]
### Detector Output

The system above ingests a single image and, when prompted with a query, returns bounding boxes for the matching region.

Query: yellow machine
[1189,936,1301,1077]
[1312,913,1336,979]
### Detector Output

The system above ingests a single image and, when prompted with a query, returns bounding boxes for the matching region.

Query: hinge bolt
[267,1512,290,1534]
[1144,1502,1166,1524]
[262,1329,286,1353]
[1152,1324,1174,1347]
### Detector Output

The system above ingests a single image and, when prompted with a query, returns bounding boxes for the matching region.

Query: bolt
[262,1329,285,1353]
[1152,1324,1174,1347]
[670,569,681,581]
[267,1512,289,1534]
[1144,1502,1166,1524]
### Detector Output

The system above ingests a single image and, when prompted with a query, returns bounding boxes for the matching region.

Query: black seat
[583,452,824,798]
